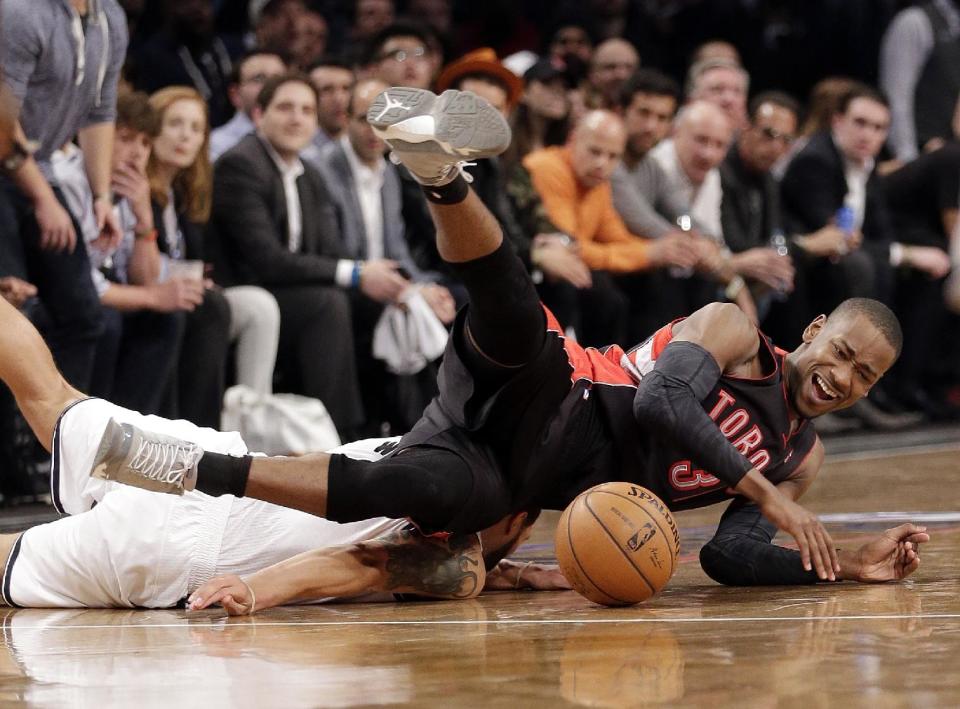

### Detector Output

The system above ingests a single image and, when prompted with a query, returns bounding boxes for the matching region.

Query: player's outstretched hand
[484,560,573,591]
[846,524,930,583]
[188,574,257,616]
[759,491,839,581]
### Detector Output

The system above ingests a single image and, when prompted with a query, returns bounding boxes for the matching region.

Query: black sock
[422,173,469,204]
[195,452,252,497]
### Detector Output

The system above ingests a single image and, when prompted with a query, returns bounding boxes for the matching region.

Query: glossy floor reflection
[0,448,958,707]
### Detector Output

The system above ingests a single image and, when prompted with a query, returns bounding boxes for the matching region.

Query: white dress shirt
[259,134,305,253]
[650,139,725,242]
[840,151,874,233]
[341,136,386,261]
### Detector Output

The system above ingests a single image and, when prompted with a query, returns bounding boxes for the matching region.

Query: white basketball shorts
[1,398,403,608]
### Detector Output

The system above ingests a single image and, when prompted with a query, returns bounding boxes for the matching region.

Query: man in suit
[719,92,800,318]
[778,83,949,426]
[312,77,455,430]
[311,78,449,301]
[780,84,948,341]
[211,73,411,438]
[780,84,891,322]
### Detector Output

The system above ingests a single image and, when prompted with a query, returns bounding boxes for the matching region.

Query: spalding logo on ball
[555,482,681,606]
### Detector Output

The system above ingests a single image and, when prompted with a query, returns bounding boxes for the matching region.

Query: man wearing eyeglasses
[719,92,800,314]
[364,21,437,91]
[210,51,286,161]
[777,83,950,428]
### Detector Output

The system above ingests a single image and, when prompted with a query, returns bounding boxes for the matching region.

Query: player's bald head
[568,110,627,188]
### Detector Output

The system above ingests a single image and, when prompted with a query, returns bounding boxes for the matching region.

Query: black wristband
[423,173,469,204]
[195,452,252,498]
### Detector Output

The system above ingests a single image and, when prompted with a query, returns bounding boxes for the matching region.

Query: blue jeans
[91,307,186,414]
[0,179,102,390]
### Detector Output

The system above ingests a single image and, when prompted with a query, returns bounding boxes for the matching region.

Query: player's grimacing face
[791,314,897,418]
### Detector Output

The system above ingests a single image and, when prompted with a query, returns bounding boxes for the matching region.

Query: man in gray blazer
[211,74,416,438]
[309,77,455,429]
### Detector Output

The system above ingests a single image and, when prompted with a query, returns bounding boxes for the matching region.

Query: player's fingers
[806,528,829,580]
[813,524,836,580]
[191,587,231,610]
[887,523,926,538]
[221,594,240,615]
[795,530,812,572]
[222,595,249,616]
[819,525,840,575]
[901,555,920,578]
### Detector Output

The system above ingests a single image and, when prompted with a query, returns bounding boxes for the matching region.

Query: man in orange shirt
[526,110,759,340]
[524,110,694,275]
[525,110,731,341]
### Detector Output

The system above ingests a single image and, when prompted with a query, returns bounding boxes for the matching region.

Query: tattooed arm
[189,529,485,615]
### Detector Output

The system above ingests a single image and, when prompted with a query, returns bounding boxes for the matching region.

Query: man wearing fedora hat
[430,51,620,343]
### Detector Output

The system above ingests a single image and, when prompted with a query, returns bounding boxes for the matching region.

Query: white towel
[372,288,449,375]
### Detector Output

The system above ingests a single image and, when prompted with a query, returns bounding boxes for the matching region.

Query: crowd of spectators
[2,0,959,500]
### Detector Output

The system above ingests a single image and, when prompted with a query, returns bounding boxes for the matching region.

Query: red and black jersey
[548,311,819,512]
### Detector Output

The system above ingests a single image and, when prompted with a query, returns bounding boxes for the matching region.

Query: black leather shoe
[868,386,912,415]
[813,412,863,435]
[838,398,925,431]
[894,388,960,422]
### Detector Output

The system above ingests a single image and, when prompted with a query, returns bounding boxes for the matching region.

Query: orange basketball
[555,482,681,606]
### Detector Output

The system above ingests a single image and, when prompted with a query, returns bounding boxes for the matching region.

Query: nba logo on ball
[555,482,681,606]
[626,523,656,552]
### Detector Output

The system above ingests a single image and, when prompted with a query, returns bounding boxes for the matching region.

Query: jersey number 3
[669,460,720,490]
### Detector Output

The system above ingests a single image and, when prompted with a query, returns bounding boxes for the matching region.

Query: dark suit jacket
[719,144,782,254]
[780,131,894,260]
[312,140,426,280]
[209,134,345,288]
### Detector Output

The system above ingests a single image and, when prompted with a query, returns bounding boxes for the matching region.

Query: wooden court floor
[0,446,957,708]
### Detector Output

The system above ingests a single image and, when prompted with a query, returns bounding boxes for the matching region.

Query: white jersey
[2,399,411,609]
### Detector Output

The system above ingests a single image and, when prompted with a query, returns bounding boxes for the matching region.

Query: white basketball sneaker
[366,87,512,186]
[90,418,203,495]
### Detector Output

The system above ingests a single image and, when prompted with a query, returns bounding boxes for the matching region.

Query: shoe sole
[367,87,511,158]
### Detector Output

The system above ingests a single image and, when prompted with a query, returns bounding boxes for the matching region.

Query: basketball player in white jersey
[0,297,565,612]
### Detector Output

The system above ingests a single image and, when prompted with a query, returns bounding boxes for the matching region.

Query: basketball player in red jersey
[96,87,928,588]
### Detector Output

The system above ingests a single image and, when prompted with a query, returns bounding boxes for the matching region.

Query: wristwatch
[1,138,34,173]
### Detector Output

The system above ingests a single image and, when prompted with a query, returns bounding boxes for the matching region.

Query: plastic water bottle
[835,205,855,234]
[835,205,856,248]
[669,214,694,279]
[769,228,789,300]
[832,205,856,262]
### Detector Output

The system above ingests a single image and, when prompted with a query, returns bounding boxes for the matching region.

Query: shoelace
[388,152,476,184]
[128,438,199,486]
